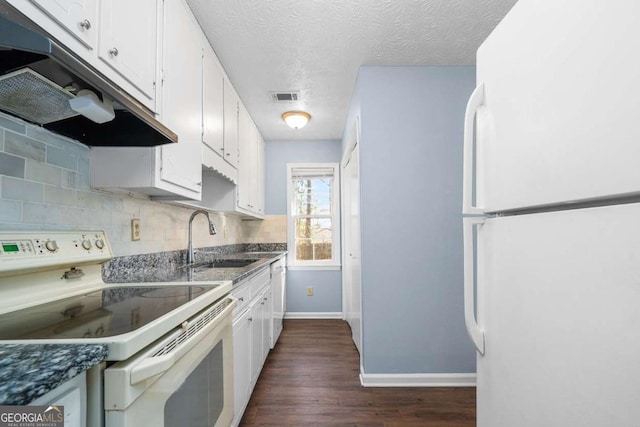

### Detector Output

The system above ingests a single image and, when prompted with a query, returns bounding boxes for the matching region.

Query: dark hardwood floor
[239,319,476,426]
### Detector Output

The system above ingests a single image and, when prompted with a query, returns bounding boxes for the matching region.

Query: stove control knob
[95,239,105,250]
[81,239,92,250]
[45,240,58,252]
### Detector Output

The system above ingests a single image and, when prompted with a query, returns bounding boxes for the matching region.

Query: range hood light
[68,89,115,124]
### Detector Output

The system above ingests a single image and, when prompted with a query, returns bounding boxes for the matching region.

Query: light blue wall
[346,66,477,374]
[265,140,342,215]
[264,139,343,313]
[285,270,342,313]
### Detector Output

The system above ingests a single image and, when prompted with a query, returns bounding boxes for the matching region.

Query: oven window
[164,341,225,426]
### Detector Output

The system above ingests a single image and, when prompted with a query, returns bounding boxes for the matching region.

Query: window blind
[290,167,335,179]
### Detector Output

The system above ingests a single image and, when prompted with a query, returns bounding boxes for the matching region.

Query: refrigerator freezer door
[477,204,640,427]
[475,0,640,212]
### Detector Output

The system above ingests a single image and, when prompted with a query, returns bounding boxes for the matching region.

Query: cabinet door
[249,300,263,386]
[248,121,259,211]
[98,0,157,99]
[159,0,202,198]
[237,103,252,211]
[203,44,224,156]
[222,78,239,167]
[261,290,271,364]
[256,130,265,214]
[30,0,97,49]
[270,261,285,348]
[232,309,251,424]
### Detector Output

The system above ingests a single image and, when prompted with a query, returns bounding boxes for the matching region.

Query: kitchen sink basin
[202,259,260,268]
[190,259,261,270]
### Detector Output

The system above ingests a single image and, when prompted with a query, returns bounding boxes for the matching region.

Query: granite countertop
[0,344,108,405]
[103,250,287,285]
[192,251,286,285]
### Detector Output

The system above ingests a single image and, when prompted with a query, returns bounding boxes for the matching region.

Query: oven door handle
[129,297,236,385]
[130,355,174,385]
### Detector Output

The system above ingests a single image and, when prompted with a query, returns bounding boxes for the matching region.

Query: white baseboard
[359,373,476,387]
[284,312,343,319]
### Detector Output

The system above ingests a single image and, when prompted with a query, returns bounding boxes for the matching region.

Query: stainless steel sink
[201,259,259,268]
[186,259,261,271]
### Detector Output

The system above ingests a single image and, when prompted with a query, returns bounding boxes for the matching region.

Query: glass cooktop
[0,284,220,339]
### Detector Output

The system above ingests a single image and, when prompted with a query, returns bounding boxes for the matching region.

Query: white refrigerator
[462,1,640,426]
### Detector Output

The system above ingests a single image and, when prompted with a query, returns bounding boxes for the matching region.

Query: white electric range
[0,231,235,426]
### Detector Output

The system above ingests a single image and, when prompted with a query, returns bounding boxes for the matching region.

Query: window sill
[287,265,341,271]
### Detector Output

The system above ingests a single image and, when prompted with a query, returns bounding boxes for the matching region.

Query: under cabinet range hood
[0,3,177,147]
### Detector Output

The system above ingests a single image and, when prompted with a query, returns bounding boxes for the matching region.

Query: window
[287,163,340,269]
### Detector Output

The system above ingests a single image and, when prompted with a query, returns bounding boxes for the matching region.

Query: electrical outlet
[306,286,314,296]
[131,219,141,241]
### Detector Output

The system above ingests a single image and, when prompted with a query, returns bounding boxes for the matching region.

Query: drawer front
[250,269,271,300]
[231,285,251,317]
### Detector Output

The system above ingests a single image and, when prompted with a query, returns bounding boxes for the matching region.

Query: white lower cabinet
[32,371,86,427]
[232,308,251,425]
[230,268,272,426]
[249,291,265,386]
[270,257,286,348]
[260,289,271,365]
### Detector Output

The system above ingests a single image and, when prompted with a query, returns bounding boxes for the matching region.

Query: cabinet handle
[108,48,119,57]
[263,297,268,301]
[79,19,91,30]
[248,317,253,322]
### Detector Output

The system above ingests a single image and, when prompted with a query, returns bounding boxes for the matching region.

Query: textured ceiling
[186,0,518,141]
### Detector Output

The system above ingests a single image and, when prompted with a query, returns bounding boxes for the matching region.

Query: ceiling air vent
[270,91,300,102]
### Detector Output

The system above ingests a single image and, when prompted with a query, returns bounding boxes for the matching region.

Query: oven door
[104,297,235,427]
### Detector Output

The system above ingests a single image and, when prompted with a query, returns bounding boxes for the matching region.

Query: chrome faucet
[187,210,217,264]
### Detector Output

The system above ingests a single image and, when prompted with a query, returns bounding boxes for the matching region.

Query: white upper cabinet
[98,0,157,99]
[223,78,239,168]
[237,104,265,215]
[30,0,97,49]
[158,0,202,198]
[91,0,202,200]
[14,0,159,111]
[203,44,224,157]
[237,103,252,211]
[256,131,265,215]
[44,0,266,205]
[202,44,238,182]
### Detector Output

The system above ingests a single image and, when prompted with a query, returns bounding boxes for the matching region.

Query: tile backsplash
[0,112,283,256]
[243,214,287,243]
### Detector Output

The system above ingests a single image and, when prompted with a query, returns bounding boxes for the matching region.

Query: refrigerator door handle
[463,83,485,215]
[463,216,485,355]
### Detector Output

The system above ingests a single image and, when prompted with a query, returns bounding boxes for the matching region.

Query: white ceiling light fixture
[282,111,311,129]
